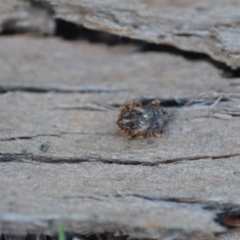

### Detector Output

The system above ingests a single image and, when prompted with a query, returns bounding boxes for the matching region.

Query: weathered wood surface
[44,0,240,68]
[0,0,54,35]
[1,36,240,239]
[0,36,233,96]
[2,0,240,68]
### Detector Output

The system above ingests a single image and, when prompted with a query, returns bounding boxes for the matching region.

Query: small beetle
[117,99,169,139]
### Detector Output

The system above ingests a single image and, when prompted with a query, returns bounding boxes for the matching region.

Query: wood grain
[45,0,240,68]
[1,36,240,239]
[0,0,54,35]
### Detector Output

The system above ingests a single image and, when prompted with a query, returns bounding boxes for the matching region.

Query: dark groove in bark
[0,86,124,94]
[54,19,240,77]
[0,153,239,166]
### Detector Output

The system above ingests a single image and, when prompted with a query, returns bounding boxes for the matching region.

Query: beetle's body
[117,100,169,139]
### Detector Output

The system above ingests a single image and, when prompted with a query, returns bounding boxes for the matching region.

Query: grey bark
[0,36,240,239]
[44,0,240,68]
[2,0,240,68]
[0,0,54,35]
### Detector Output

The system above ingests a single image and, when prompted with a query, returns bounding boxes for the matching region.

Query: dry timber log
[0,36,240,239]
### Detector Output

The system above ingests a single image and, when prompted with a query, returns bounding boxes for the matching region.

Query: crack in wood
[124,194,240,212]
[50,0,240,69]
[61,193,225,209]
[46,194,240,230]
[48,92,240,111]
[52,18,240,76]
[0,153,240,166]
[1,90,238,111]
[0,86,126,94]
[0,132,118,142]
[0,134,61,142]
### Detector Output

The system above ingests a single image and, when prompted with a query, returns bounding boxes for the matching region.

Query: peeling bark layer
[41,0,240,68]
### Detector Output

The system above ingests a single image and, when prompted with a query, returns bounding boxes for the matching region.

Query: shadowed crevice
[0,86,125,94]
[53,19,240,78]
[0,152,240,166]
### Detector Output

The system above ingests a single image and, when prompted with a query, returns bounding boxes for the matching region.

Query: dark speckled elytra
[117,99,169,140]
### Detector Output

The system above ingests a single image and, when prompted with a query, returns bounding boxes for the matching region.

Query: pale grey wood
[0,36,234,97]
[1,159,240,209]
[1,91,240,164]
[0,161,225,237]
[215,229,240,240]
[182,235,215,240]
[2,0,240,68]
[44,0,240,68]
[0,0,54,35]
[0,36,240,238]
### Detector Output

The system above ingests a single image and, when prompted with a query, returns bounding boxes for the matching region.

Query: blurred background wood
[1,1,240,239]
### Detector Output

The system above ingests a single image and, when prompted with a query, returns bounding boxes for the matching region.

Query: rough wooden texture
[43,0,240,68]
[0,0,54,35]
[215,229,240,240]
[0,162,224,236]
[0,36,233,96]
[1,36,240,239]
[2,0,240,68]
